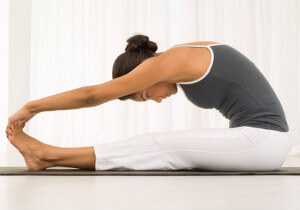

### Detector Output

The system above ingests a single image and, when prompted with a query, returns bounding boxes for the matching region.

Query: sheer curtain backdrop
[0,0,9,165]
[1,0,299,166]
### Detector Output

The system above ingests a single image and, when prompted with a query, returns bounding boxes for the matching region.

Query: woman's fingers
[7,105,37,132]
[6,113,28,138]
[5,127,11,137]
[6,118,15,138]
[5,128,9,138]
[7,121,16,131]
[6,123,14,132]
[6,120,25,137]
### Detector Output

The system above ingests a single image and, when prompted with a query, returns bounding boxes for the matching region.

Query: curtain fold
[1,0,299,166]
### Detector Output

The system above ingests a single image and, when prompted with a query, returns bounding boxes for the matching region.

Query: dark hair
[112,34,158,100]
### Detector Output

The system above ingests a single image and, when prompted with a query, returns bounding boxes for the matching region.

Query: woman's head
[112,34,177,103]
[131,81,178,103]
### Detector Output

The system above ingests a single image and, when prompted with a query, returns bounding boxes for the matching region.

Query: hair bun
[125,34,158,53]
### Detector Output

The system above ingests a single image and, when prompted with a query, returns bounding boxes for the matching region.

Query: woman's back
[174,44,289,132]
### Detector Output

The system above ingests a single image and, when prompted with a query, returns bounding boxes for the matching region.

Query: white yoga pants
[93,126,291,171]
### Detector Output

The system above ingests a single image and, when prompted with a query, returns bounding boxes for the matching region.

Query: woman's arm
[6,48,184,135]
[6,86,94,134]
[27,47,184,114]
[26,86,95,114]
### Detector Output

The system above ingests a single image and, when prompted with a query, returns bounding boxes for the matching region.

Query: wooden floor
[1,156,300,210]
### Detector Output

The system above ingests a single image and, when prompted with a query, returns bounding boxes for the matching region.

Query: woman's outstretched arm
[27,46,185,113]
[6,85,97,136]
[26,86,97,114]
[7,48,184,133]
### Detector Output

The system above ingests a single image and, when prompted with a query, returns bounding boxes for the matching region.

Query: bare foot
[7,123,54,171]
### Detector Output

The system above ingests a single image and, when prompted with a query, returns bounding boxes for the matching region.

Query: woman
[6,34,290,171]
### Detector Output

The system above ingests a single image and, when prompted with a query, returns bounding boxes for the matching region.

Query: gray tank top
[173,43,289,132]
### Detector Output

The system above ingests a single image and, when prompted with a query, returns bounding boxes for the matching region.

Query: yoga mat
[1,167,300,176]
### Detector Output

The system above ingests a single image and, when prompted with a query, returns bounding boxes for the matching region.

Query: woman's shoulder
[157,41,222,66]
[154,41,221,84]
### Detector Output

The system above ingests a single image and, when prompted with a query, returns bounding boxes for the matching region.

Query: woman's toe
[8,128,12,136]
[10,125,15,132]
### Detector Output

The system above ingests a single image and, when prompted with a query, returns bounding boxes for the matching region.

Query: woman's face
[130,81,178,103]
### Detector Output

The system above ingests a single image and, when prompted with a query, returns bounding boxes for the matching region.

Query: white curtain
[0,0,9,165]
[1,0,299,166]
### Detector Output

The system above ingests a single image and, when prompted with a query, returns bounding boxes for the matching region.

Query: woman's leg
[7,123,96,171]
[46,146,96,170]
[94,126,290,171]
[7,122,290,172]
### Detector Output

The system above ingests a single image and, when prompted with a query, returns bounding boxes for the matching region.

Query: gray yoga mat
[1,167,300,176]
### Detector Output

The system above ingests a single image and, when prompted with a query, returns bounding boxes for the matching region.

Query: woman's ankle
[40,144,62,165]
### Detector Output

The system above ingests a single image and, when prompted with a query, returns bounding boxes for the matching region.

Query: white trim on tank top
[172,43,225,85]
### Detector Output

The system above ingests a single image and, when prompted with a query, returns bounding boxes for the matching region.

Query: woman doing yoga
[5,34,290,171]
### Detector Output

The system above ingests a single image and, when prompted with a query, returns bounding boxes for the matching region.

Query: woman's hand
[5,104,37,138]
